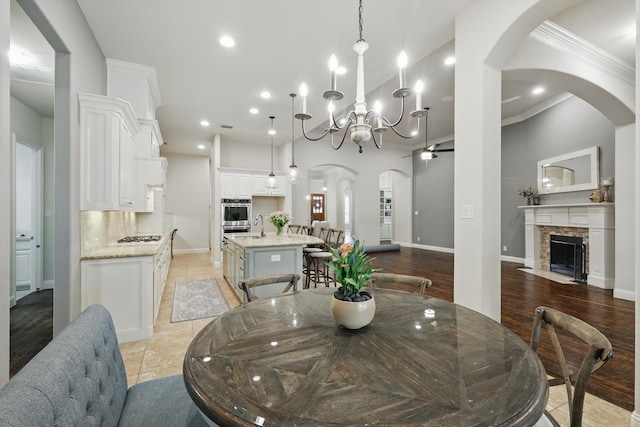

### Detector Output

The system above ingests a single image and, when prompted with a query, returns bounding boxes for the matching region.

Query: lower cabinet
[80,240,171,343]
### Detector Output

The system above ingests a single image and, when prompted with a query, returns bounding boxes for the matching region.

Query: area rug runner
[171,279,230,322]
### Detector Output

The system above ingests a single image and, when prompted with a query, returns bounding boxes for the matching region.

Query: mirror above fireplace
[537,146,599,194]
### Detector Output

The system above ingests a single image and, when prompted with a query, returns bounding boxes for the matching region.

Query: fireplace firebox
[550,235,587,283]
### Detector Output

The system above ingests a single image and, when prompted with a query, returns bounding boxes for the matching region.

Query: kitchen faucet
[255,214,265,237]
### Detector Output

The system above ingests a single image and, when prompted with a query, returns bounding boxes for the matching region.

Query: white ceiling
[9,0,635,156]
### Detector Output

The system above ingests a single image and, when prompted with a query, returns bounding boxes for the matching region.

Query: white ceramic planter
[331,295,376,329]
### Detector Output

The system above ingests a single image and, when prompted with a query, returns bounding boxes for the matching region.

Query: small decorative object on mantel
[601,177,613,202]
[326,240,379,329]
[517,186,537,206]
[589,190,604,203]
[268,211,292,235]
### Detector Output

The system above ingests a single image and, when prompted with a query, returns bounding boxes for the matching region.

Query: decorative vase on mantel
[331,289,376,330]
[276,225,283,235]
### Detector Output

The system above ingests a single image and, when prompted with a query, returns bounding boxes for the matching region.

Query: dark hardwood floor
[370,247,634,412]
[10,290,53,377]
[8,248,634,411]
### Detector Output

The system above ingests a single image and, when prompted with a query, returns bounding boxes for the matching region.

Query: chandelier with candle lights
[294,0,427,153]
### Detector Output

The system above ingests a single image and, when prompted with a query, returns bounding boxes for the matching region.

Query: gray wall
[501,96,614,258]
[413,142,455,248]
[413,95,615,257]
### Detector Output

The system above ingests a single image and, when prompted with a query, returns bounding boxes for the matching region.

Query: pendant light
[266,116,277,189]
[287,93,302,184]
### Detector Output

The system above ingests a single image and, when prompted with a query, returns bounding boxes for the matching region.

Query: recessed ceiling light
[411,130,418,136]
[249,108,259,115]
[200,120,210,127]
[268,129,276,135]
[336,66,347,75]
[444,56,456,66]
[260,91,271,99]
[219,35,235,48]
[197,144,206,150]
[532,86,545,95]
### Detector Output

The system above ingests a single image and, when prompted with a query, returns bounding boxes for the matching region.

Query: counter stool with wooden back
[302,227,330,282]
[288,224,302,234]
[305,228,343,289]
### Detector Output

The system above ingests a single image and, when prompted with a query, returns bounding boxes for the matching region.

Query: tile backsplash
[81,211,137,254]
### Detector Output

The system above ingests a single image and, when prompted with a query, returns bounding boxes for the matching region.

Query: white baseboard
[631,411,640,427]
[41,280,54,290]
[173,248,209,255]
[501,255,525,264]
[614,288,635,302]
[401,242,454,254]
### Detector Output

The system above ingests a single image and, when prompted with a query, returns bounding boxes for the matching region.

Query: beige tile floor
[120,252,631,427]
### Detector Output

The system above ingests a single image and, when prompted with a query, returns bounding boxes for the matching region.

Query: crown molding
[530,20,635,85]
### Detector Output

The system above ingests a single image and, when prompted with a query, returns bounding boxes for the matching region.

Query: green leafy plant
[517,186,537,198]
[326,240,378,296]
[268,211,292,228]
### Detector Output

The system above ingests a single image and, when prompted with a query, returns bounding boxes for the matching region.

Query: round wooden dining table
[184,288,548,426]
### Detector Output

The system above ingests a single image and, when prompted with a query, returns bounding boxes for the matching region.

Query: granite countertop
[226,232,323,249]
[81,231,172,260]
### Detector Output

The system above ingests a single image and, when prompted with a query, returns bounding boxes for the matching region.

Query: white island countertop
[226,233,323,249]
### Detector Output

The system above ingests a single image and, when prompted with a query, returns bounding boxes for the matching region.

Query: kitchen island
[224,232,323,302]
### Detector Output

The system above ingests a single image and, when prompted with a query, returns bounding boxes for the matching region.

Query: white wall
[292,139,413,246]
[164,153,210,252]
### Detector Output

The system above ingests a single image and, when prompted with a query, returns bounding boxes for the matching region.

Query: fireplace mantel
[519,203,615,288]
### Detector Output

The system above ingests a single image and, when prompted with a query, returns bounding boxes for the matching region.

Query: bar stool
[288,224,302,234]
[303,227,330,283]
[305,228,343,289]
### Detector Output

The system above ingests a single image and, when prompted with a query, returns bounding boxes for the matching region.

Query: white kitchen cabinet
[153,239,171,321]
[135,120,167,212]
[221,173,252,198]
[136,157,167,212]
[78,93,141,211]
[135,119,162,158]
[81,239,171,342]
[252,175,284,196]
[81,256,154,342]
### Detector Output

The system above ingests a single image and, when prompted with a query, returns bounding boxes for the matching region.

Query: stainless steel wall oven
[221,198,252,232]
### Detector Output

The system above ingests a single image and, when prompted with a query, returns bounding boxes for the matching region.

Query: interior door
[14,140,42,302]
[310,193,325,222]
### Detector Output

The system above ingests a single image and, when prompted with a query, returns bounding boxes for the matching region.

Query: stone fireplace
[520,203,614,289]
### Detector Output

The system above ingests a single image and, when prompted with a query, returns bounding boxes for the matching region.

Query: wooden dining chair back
[301,225,313,235]
[288,224,302,234]
[371,273,432,295]
[238,273,301,304]
[530,306,613,427]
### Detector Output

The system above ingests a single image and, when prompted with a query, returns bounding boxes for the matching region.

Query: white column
[453,8,504,321]
[613,124,635,301]
[211,134,222,267]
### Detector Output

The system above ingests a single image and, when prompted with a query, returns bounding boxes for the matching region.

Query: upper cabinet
[79,93,141,211]
[106,58,162,120]
[221,173,252,198]
[135,120,167,212]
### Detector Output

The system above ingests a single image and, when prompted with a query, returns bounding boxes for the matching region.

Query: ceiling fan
[403,107,454,159]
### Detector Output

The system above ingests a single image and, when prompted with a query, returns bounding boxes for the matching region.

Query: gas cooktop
[116,235,162,244]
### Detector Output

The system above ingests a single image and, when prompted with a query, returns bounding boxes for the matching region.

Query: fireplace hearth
[550,234,587,283]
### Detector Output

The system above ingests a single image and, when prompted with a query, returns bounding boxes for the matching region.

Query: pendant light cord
[290,93,296,164]
[358,0,365,42]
